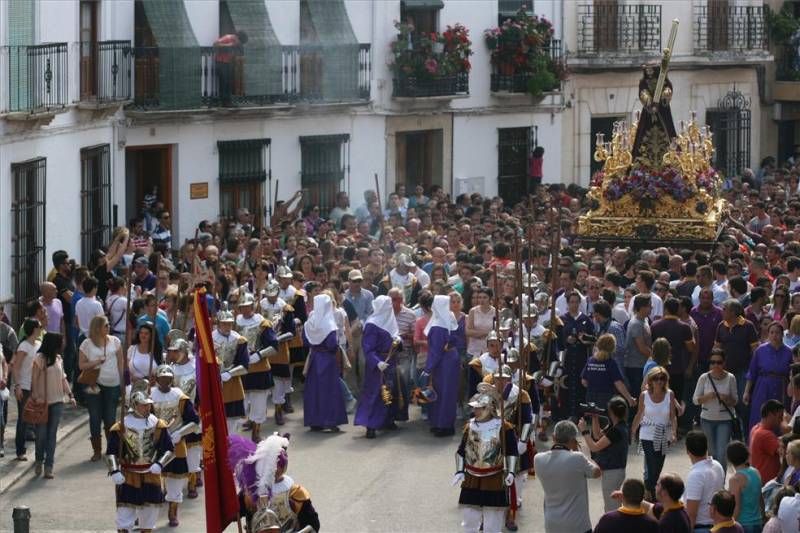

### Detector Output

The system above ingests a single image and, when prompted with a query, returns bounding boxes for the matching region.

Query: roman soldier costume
[236,291,279,442]
[212,307,250,435]
[228,433,320,533]
[167,336,203,499]
[453,382,519,533]
[106,389,175,533]
[151,364,200,527]
[261,277,297,426]
[277,265,306,415]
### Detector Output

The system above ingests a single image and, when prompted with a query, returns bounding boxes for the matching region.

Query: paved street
[1,394,695,533]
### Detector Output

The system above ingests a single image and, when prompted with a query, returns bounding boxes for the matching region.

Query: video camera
[578,401,607,417]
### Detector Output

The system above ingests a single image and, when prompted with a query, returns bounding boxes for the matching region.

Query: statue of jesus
[631,61,677,169]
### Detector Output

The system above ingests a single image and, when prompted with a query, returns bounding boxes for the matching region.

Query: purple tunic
[303,331,348,428]
[746,341,791,434]
[354,324,408,428]
[424,326,461,430]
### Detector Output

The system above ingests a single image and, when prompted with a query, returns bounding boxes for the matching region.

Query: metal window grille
[6,43,68,113]
[692,3,767,53]
[300,134,351,216]
[706,89,751,179]
[218,139,270,226]
[577,3,662,55]
[11,158,46,324]
[498,127,536,205]
[80,40,133,103]
[80,145,112,264]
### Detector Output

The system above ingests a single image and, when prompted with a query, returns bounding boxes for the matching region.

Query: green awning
[218,139,270,183]
[224,0,283,97]
[402,0,444,10]
[300,0,359,101]
[140,0,200,109]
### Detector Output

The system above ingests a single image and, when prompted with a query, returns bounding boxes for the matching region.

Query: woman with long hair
[744,321,792,435]
[12,318,42,461]
[79,314,126,461]
[128,322,163,385]
[767,288,789,325]
[693,348,738,472]
[631,366,678,498]
[30,332,74,477]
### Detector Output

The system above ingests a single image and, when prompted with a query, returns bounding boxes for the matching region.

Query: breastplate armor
[120,425,158,468]
[215,338,238,370]
[269,490,298,532]
[174,371,197,403]
[240,324,262,352]
[153,397,182,433]
[464,421,503,475]
[251,506,282,533]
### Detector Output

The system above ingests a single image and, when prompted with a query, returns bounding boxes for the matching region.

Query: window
[498,127,534,205]
[706,90,751,179]
[11,158,46,323]
[499,0,533,25]
[300,134,350,216]
[400,0,443,35]
[80,144,113,263]
[218,139,270,227]
[590,115,625,176]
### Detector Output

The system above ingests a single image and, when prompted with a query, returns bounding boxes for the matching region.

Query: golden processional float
[577,19,728,249]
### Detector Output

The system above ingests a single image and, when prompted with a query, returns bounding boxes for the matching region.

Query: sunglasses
[709,360,724,365]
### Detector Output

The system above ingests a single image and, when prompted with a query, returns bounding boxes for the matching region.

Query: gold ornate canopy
[577,20,727,248]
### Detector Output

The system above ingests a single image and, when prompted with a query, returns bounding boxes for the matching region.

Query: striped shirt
[395,306,416,356]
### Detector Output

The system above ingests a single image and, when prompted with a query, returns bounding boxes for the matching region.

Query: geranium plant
[391,21,473,81]
[484,8,567,96]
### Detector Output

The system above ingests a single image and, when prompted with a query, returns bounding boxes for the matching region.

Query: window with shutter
[300,135,351,216]
[217,139,270,227]
[81,145,113,264]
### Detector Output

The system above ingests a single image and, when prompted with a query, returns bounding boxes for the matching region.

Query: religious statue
[631,62,677,169]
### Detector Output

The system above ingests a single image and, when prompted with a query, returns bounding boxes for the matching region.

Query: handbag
[708,373,743,441]
[77,341,104,386]
[22,357,48,425]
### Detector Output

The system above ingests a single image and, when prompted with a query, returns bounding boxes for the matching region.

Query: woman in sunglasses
[743,321,792,436]
[693,348,738,472]
[767,289,789,325]
[632,366,678,499]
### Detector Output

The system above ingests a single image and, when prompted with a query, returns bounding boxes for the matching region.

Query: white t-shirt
[75,296,105,336]
[80,336,122,387]
[778,493,800,533]
[627,291,664,320]
[105,294,128,334]
[15,339,40,390]
[682,456,725,527]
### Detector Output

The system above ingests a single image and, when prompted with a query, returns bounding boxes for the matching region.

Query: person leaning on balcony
[213,30,248,106]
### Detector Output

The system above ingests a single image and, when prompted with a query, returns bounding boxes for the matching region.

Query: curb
[0,411,89,495]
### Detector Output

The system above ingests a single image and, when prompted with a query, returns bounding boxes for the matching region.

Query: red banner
[194,288,239,532]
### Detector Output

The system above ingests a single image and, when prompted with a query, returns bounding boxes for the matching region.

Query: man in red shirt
[749,399,784,484]
[213,30,248,106]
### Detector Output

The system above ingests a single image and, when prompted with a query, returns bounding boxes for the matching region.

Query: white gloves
[171,433,182,446]
[517,440,528,455]
[149,463,162,475]
[377,361,389,372]
[451,472,465,487]
[221,372,231,382]
[505,473,515,487]
[248,353,261,365]
[111,471,125,485]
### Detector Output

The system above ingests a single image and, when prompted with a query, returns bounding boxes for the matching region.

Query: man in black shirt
[52,251,78,391]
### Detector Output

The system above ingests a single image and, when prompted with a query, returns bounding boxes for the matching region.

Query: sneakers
[43,467,53,479]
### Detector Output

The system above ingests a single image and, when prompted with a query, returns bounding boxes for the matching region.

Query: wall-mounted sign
[190,182,208,199]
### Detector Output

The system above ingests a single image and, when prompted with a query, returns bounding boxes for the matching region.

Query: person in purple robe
[744,321,792,436]
[423,294,461,437]
[354,295,408,439]
[303,293,347,432]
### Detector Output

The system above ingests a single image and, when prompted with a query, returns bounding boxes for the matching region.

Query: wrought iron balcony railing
[392,35,470,98]
[577,3,662,55]
[1,43,69,114]
[777,45,800,82]
[130,44,370,111]
[490,39,562,93]
[693,4,767,54]
[79,40,132,104]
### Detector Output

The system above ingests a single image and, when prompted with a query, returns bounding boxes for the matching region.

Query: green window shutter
[402,0,445,9]
[140,0,200,109]
[223,0,283,97]
[300,135,350,215]
[8,0,35,110]
[217,139,270,183]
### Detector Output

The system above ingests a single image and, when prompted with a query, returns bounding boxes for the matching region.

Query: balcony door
[708,0,729,51]
[594,0,619,52]
[396,130,443,193]
[80,0,98,99]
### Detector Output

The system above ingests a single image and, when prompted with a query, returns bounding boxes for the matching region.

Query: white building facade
[0,0,566,320]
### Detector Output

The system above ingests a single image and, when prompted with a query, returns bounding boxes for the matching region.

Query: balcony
[79,40,132,108]
[775,45,800,102]
[393,72,469,98]
[490,39,563,95]
[692,4,768,56]
[576,3,661,64]
[130,44,370,113]
[1,43,69,119]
